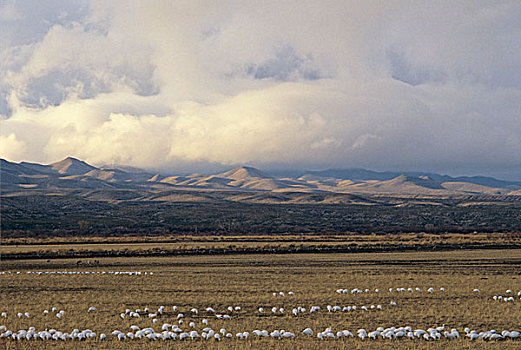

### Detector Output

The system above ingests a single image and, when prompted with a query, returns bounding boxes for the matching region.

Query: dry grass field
[1,249,520,349]
[2,233,520,260]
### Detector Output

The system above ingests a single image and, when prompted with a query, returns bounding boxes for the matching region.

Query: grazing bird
[302,328,313,336]
[357,329,367,340]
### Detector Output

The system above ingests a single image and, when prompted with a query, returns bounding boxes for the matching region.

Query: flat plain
[1,249,520,349]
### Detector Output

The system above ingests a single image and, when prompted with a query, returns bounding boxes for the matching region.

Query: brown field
[1,233,520,260]
[0,249,520,349]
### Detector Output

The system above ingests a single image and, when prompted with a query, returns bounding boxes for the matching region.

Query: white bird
[189,330,199,339]
[302,328,313,335]
[357,329,367,340]
[270,330,281,338]
[342,330,353,337]
[87,307,97,312]
[414,329,427,338]
[368,331,380,339]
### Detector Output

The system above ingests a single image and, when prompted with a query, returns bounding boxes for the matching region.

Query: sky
[0,1,520,179]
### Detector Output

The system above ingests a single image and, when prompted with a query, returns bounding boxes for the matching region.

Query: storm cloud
[1,1,520,179]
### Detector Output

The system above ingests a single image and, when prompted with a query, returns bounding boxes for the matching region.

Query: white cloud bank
[1,1,520,178]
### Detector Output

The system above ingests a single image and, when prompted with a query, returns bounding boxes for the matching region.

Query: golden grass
[0,250,520,349]
[1,232,519,258]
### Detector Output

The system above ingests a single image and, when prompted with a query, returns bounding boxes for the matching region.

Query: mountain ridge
[1,157,520,197]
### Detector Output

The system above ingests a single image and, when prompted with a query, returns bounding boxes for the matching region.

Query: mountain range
[2,157,521,199]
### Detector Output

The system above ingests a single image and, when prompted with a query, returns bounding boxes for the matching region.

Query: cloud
[0,133,26,160]
[0,3,23,22]
[1,1,520,178]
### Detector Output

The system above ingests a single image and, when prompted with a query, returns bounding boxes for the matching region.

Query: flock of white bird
[0,271,152,276]
[1,284,520,343]
[336,286,446,294]
[1,322,520,342]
